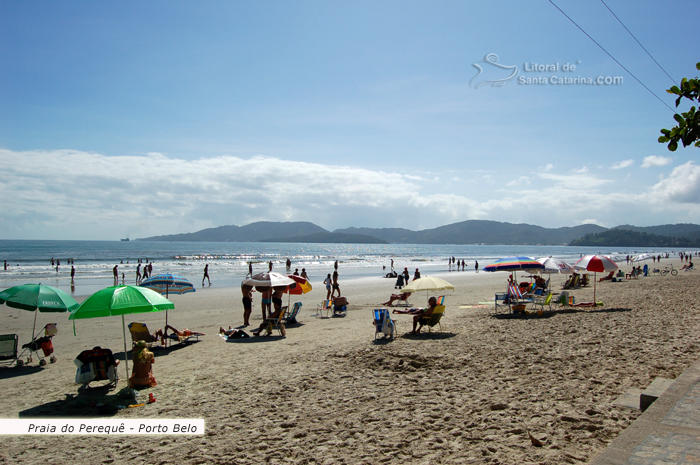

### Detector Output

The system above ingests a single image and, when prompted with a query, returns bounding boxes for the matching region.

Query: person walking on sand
[113,265,118,285]
[247,262,253,277]
[202,264,211,286]
[136,264,142,284]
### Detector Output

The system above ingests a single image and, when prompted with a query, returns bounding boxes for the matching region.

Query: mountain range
[137,220,700,246]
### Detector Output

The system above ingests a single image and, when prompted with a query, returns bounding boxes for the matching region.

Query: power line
[600,0,676,85]
[548,0,676,113]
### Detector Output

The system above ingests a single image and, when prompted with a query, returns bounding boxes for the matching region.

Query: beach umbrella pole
[121,315,129,384]
[31,308,39,341]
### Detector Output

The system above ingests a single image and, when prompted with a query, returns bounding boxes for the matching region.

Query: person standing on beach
[475,260,479,273]
[268,261,273,272]
[202,264,211,286]
[136,264,142,284]
[247,262,253,277]
[286,258,291,270]
[414,268,421,281]
[113,265,118,285]
[324,273,332,300]
[241,284,253,326]
[70,266,75,283]
[334,260,338,271]
[260,287,271,319]
[4,260,7,271]
[390,259,394,271]
[331,270,340,299]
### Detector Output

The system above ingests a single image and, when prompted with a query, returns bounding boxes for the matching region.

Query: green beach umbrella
[69,285,174,381]
[0,283,79,340]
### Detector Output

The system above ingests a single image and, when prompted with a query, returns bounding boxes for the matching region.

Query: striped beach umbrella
[484,256,544,284]
[574,255,618,302]
[140,273,195,325]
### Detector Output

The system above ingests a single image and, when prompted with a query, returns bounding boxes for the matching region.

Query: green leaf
[670,85,681,94]
[669,141,678,151]
[658,135,669,143]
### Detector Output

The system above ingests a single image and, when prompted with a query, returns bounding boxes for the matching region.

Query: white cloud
[0,149,697,240]
[574,167,589,174]
[642,155,672,168]
[649,161,700,204]
[611,159,634,169]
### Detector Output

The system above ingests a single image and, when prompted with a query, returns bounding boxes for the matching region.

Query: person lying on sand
[220,327,250,338]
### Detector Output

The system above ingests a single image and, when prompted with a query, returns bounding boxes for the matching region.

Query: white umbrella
[242,272,295,288]
[537,257,574,274]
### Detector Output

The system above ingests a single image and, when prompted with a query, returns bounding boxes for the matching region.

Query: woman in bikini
[129,341,157,388]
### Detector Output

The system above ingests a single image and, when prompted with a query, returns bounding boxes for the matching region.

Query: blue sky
[1,0,698,240]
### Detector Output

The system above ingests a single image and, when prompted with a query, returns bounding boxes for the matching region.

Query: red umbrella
[285,275,312,295]
[573,255,618,302]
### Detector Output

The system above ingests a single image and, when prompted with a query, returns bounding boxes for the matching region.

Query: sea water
[0,240,679,297]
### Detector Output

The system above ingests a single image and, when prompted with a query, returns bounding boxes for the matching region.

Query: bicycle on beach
[659,264,678,276]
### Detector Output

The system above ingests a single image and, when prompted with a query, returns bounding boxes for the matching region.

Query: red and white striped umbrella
[573,255,618,302]
[574,255,618,273]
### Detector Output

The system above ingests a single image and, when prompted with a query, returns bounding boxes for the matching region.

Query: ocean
[0,240,680,297]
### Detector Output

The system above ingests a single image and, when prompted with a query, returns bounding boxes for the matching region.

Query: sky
[1,0,699,240]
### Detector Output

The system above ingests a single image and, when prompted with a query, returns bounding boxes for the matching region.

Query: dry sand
[1,259,699,464]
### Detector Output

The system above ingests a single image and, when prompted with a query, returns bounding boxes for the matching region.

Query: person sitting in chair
[411,296,437,335]
[681,260,694,270]
[129,341,157,389]
[252,305,285,337]
[599,271,614,282]
[382,292,412,307]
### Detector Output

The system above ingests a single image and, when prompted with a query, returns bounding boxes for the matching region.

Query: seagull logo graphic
[470,53,519,89]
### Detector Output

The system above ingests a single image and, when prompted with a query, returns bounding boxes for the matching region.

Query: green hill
[569,229,700,247]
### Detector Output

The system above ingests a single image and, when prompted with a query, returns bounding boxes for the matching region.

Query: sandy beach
[1,258,699,464]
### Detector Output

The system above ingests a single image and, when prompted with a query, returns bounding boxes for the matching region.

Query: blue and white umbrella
[140,274,195,325]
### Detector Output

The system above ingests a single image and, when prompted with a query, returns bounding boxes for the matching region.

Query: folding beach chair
[0,334,20,367]
[531,292,554,313]
[332,297,348,317]
[373,309,396,340]
[163,329,203,347]
[316,300,332,318]
[128,322,161,347]
[19,323,58,366]
[283,302,302,326]
[74,347,118,389]
[418,305,445,333]
[257,306,288,337]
